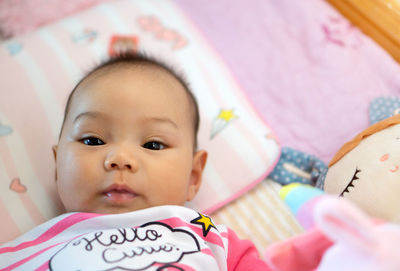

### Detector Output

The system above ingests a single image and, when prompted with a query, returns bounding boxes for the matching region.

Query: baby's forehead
[69,62,196,123]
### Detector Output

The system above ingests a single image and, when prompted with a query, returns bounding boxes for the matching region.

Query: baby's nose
[104,149,137,171]
[106,161,133,170]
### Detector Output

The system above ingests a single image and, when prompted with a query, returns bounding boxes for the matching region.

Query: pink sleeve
[226,228,273,271]
[264,227,333,271]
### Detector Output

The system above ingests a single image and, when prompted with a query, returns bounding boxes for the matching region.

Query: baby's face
[53,66,207,214]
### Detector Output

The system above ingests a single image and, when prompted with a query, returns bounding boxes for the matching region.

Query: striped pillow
[212,179,304,254]
[0,0,280,244]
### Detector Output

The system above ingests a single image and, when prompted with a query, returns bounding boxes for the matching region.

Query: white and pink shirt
[0,206,270,270]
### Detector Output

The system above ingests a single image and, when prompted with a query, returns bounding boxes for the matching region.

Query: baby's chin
[62,198,187,214]
[65,203,161,215]
[77,205,147,215]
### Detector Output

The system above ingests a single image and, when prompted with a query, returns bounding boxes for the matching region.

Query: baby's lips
[103,183,137,195]
[104,190,137,200]
[102,184,138,203]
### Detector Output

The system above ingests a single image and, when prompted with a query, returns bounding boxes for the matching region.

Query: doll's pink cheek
[380,153,390,162]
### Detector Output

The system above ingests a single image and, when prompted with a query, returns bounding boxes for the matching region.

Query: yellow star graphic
[218,109,237,122]
[190,213,217,237]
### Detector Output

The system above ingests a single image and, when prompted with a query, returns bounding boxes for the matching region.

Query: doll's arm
[265,183,400,271]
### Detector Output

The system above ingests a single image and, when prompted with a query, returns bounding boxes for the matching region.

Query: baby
[0,53,270,270]
[53,52,207,215]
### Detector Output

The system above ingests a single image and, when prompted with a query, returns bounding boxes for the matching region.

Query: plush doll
[264,183,400,271]
[314,196,400,271]
[322,114,400,222]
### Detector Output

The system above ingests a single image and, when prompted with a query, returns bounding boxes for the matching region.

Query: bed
[1,0,400,260]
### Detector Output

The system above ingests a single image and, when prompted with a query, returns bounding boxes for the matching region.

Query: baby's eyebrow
[73,111,107,123]
[73,112,178,129]
[142,117,178,129]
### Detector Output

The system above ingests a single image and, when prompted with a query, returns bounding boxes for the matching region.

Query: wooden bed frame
[326,0,400,63]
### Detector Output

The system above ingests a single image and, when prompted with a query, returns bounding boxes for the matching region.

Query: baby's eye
[142,141,165,150]
[81,137,105,146]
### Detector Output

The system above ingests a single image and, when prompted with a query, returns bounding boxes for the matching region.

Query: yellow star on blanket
[210,108,238,139]
[218,109,236,122]
[190,213,217,237]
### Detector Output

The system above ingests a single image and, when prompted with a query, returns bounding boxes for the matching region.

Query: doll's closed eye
[340,167,361,197]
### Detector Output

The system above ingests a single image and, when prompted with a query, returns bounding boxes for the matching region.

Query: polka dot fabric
[268,147,327,186]
[369,97,400,124]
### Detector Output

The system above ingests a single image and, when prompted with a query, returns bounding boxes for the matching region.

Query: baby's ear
[52,145,58,160]
[52,145,58,181]
[186,150,208,201]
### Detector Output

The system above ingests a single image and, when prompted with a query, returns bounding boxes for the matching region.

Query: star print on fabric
[218,109,236,122]
[210,108,238,139]
[190,213,217,237]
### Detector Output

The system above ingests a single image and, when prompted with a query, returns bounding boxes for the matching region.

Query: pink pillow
[0,0,280,244]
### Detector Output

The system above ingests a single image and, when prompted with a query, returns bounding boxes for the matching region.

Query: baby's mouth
[103,184,137,202]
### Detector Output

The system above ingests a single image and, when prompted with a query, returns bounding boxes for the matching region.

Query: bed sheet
[174,0,400,163]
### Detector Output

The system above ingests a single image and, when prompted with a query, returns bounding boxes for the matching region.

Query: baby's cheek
[159,181,187,205]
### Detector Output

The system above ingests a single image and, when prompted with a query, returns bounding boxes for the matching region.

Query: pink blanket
[175,0,400,162]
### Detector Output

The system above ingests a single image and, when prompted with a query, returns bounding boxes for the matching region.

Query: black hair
[59,52,200,149]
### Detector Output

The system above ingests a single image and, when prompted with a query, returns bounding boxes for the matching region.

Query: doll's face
[324,124,400,221]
